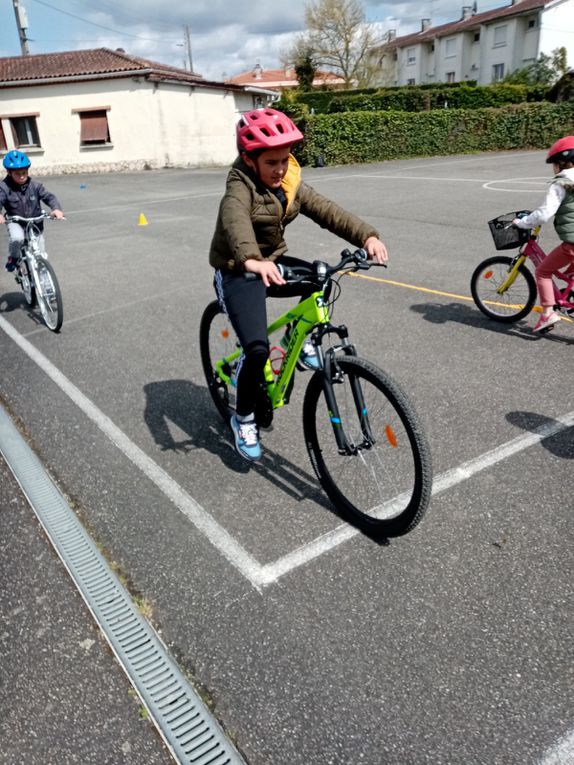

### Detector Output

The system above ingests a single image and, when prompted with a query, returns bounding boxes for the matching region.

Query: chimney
[253,62,263,80]
[387,29,397,41]
[462,5,473,19]
[421,18,431,31]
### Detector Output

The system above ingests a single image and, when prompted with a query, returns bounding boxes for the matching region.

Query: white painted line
[0,314,266,591]
[538,730,574,765]
[482,176,549,192]
[1,313,572,590]
[21,285,189,337]
[65,191,222,216]
[258,409,574,583]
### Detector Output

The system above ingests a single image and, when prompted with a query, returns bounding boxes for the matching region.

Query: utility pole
[12,0,30,55]
[184,25,194,73]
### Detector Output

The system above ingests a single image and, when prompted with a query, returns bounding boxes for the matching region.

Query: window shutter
[80,111,109,143]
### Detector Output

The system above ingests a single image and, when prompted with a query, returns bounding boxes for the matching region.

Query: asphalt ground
[0,151,572,765]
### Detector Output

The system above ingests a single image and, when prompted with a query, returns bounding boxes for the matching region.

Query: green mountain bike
[200,249,432,537]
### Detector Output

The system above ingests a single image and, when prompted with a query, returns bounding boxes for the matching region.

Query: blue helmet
[2,150,31,170]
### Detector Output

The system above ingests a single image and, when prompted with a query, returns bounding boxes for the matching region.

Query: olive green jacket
[209,154,379,272]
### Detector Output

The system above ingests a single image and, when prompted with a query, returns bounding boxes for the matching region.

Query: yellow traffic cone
[138,213,148,226]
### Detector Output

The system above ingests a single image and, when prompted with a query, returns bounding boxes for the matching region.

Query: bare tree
[284,0,382,88]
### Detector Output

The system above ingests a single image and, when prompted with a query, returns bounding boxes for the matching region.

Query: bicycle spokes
[304,357,431,533]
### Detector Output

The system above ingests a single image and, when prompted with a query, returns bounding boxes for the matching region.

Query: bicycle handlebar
[3,212,65,224]
[245,248,386,285]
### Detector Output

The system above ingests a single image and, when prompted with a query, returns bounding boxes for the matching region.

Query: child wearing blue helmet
[0,150,64,271]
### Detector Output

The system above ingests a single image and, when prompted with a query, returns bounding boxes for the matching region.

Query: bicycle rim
[35,258,63,332]
[471,256,535,323]
[303,357,432,537]
[199,301,239,423]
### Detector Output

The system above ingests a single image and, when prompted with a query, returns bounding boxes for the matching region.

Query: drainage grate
[0,405,246,765]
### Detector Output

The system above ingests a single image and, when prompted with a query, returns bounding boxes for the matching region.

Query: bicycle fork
[320,329,375,456]
[497,253,527,294]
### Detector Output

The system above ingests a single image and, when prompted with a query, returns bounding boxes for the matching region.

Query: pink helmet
[236,108,303,153]
[546,136,574,164]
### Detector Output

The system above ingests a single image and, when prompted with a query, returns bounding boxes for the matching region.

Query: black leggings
[214,256,314,417]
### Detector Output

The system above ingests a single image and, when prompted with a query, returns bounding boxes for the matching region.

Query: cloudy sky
[1,0,506,81]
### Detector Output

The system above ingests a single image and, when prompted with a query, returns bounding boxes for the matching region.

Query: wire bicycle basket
[488,211,532,250]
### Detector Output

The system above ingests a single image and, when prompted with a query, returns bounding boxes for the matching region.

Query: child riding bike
[0,150,64,272]
[208,107,387,461]
[512,135,574,333]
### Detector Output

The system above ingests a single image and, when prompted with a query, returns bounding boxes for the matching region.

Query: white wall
[0,78,255,174]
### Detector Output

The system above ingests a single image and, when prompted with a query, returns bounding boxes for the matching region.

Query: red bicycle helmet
[546,136,574,165]
[236,108,303,153]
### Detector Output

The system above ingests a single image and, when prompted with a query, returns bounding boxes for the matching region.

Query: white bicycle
[5,212,64,332]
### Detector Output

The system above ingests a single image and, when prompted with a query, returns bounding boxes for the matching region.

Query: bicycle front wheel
[18,258,36,307]
[35,257,63,332]
[303,356,432,537]
[199,300,239,424]
[471,256,536,323]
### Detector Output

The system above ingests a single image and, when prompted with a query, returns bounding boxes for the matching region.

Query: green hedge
[279,82,548,115]
[294,101,574,166]
[327,84,548,113]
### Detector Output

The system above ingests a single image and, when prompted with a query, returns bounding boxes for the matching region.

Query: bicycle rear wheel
[471,255,536,323]
[303,356,432,537]
[199,300,239,423]
[35,257,63,332]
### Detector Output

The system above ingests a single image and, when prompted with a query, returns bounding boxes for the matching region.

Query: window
[445,37,456,57]
[10,115,40,148]
[0,121,6,151]
[473,32,480,42]
[528,18,537,29]
[493,25,507,47]
[407,47,416,65]
[492,63,505,81]
[407,78,416,85]
[73,107,111,146]
[446,71,456,83]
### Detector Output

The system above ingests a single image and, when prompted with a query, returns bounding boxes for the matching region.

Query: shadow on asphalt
[410,301,574,344]
[0,289,46,328]
[142,379,390,544]
[143,378,332,507]
[506,411,574,459]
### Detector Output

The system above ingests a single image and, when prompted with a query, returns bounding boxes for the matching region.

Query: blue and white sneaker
[230,415,261,461]
[299,339,322,370]
[5,257,17,272]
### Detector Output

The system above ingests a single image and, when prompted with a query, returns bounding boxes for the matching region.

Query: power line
[28,0,180,42]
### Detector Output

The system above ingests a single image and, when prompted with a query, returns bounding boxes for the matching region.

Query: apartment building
[375,0,573,87]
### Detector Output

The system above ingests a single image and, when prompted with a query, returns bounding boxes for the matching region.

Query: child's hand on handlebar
[363,236,388,265]
[50,209,65,220]
[244,258,286,288]
[0,214,5,225]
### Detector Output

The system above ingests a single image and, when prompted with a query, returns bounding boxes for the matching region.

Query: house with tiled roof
[226,62,347,92]
[0,48,274,173]
[374,0,574,87]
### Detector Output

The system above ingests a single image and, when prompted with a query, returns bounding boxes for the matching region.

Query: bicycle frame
[215,287,331,410]
[498,226,574,310]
